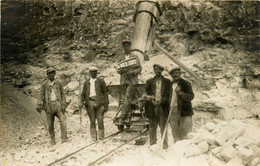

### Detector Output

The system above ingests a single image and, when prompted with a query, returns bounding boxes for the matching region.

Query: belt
[89,96,97,101]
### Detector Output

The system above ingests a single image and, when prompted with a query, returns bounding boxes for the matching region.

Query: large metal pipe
[130,1,161,65]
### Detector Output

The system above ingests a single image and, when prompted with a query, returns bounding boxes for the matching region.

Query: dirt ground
[1,81,259,166]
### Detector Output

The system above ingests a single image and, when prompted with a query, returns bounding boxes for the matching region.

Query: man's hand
[175,86,181,93]
[153,99,161,106]
[61,105,67,113]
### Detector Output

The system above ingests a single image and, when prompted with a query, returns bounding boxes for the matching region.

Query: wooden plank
[154,41,211,90]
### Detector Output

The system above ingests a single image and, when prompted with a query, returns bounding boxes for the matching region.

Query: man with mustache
[168,67,194,142]
[145,64,171,149]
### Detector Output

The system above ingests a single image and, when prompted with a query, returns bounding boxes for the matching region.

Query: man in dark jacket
[117,40,142,123]
[168,67,194,142]
[145,64,171,149]
[81,66,109,141]
[37,67,67,146]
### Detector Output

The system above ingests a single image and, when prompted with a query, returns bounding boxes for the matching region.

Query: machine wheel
[117,125,124,131]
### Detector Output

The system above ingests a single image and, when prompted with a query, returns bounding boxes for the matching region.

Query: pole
[160,103,174,150]
[78,74,82,125]
[154,41,211,90]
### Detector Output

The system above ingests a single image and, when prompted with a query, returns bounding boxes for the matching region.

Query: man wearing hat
[168,67,194,142]
[117,40,142,123]
[37,67,67,145]
[81,66,109,141]
[144,64,171,149]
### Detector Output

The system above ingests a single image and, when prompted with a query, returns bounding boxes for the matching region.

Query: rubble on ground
[102,119,260,166]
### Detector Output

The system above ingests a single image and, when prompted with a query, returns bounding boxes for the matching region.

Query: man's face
[123,44,131,55]
[90,70,97,78]
[154,66,163,76]
[47,72,56,82]
[171,70,181,82]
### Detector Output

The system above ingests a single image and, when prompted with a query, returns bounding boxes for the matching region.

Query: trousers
[170,107,192,142]
[88,99,105,140]
[120,84,136,119]
[46,100,67,143]
[148,106,168,149]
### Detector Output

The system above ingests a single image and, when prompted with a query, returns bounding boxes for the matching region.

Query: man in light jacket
[168,67,194,142]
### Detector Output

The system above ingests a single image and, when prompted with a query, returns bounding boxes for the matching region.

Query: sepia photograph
[1,0,260,165]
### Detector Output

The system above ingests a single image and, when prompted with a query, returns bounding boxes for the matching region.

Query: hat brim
[46,70,56,74]
[169,68,181,74]
[122,41,131,46]
[153,64,164,70]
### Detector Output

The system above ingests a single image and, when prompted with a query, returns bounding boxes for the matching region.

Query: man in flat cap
[81,66,109,141]
[37,67,67,146]
[168,67,194,142]
[144,64,171,149]
[117,40,142,123]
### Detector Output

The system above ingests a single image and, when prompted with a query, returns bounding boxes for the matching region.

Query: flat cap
[89,66,98,71]
[153,64,164,70]
[46,67,56,74]
[169,67,181,74]
[122,40,131,46]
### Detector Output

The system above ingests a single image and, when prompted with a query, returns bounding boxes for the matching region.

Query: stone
[236,145,254,161]
[234,136,253,147]
[229,119,247,128]
[66,81,78,92]
[193,129,215,145]
[225,157,244,166]
[197,141,209,154]
[211,127,220,134]
[243,125,260,147]
[250,157,259,166]
[187,132,196,139]
[208,153,225,166]
[211,147,221,155]
[218,145,237,162]
[215,125,245,146]
[197,154,209,166]
[172,140,193,157]
[185,142,208,158]
[204,122,216,132]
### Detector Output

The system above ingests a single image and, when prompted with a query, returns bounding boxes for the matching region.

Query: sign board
[116,57,139,71]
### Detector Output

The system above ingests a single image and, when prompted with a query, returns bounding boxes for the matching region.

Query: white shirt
[89,78,97,97]
[49,81,57,101]
[155,77,162,101]
[170,82,178,108]
[125,54,130,60]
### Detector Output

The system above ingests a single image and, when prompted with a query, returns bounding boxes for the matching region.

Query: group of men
[145,64,194,149]
[36,40,194,149]
[37,66,108,145]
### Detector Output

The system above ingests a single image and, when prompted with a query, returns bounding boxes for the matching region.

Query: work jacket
[169,78,194,116]
[81,77,109,109]
[39,80,66,113]
[145,75,171,119]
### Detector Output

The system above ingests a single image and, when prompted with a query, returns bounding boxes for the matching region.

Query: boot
[50,139,56,146]
[98,129,104,140]
[90,127,97,142]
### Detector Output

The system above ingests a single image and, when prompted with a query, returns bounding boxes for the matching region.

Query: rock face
[2,1,259,115]
[2,1,259,60]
